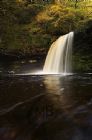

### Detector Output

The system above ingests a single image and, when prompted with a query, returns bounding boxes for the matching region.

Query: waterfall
[43,32,74,74]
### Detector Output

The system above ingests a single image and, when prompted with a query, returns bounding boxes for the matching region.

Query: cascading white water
[43,32,74,74]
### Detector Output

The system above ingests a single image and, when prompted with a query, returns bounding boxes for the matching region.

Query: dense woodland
[0,0,92,71]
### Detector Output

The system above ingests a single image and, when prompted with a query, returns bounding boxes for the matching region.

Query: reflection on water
[44,76,62,95]
[44,76,77,113]
[0,61,92,140]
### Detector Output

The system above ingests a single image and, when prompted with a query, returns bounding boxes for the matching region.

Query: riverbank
[0,48,47,61]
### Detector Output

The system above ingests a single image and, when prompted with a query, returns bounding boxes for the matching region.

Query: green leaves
[0,0,92,55]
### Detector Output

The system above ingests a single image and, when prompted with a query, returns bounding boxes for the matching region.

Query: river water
[0,60,92,140]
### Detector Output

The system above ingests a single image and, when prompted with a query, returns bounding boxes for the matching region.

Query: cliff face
[73,22,92,72]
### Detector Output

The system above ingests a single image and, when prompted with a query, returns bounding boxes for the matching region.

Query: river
[0,60,92,140]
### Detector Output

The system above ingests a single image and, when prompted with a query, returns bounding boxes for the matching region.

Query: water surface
[0,61,92,140]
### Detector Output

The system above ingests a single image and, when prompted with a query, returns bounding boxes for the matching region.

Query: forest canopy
[0,0,92,55]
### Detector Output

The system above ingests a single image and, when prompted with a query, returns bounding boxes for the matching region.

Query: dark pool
[0,60,92,140]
